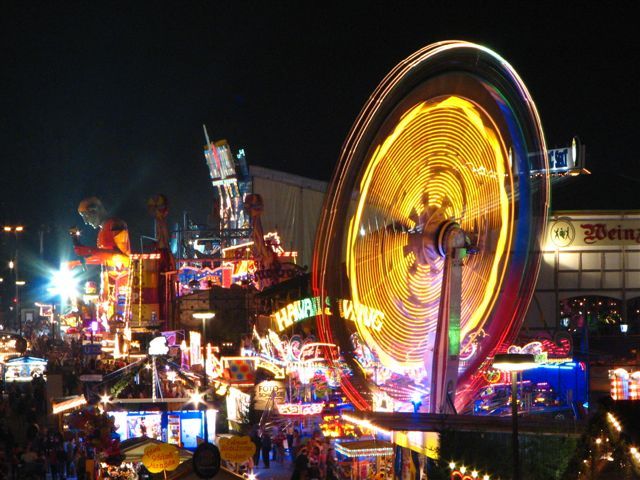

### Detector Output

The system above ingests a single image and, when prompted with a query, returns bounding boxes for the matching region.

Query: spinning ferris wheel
[313,41,550,413]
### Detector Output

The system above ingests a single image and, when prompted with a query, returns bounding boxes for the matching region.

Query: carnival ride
[313,41,550,413]
[175,130,303,293]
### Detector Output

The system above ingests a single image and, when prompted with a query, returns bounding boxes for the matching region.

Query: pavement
[250,459,295,480]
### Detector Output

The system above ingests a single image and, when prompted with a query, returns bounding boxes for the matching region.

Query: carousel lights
[100,394,110,404]
[345,94,513,374]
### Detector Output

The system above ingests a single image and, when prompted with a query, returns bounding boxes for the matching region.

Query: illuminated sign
[272,297,328,330]
[142,444,180,474]
[189,331,202,365]
[218,436,256,463]
[548,217,640,248]
[531,137,585,176]
[338,299,384,332]
[508,336,572,363]
[277,402,324,416]
[254,380,286,410]
[255,357,285,379]
[272,296,384,332]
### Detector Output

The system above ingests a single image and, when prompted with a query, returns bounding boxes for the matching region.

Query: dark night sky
[1,2,639,268]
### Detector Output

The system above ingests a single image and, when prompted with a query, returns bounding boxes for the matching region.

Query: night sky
[1,2,639,272]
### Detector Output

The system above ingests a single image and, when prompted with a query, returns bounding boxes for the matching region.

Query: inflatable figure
[71,197,131,328]
[74,197,131,267]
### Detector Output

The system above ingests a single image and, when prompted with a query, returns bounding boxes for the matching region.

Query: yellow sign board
[218,436,256,463]
[142,444,180,473]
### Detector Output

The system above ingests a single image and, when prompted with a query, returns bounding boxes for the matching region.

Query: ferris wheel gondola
[313,41,549,412]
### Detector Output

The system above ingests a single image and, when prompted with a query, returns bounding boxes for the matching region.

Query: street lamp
[493,353,538,480]
[4,225,24,334]
[192,311,215,443]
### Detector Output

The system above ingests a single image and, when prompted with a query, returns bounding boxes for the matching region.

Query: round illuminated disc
[314,41,549,411]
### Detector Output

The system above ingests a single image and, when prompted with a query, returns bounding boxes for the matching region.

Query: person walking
[275,429,286,463]
[291,446,309,480]
[291,428,301,460]
[261,431,272,468]
[250,428,262,467]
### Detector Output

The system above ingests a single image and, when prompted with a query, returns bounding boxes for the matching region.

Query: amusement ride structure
[313,41,550,413]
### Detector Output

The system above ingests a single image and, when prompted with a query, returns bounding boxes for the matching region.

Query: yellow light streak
[345,95,513,373]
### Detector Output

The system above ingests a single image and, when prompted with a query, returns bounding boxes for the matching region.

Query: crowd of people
[247,424,340,480]
[0,385,95,480]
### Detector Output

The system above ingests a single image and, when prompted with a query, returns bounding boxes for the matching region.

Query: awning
[335,440,394,458]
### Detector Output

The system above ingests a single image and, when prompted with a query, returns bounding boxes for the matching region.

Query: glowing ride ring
[313,41,549,411]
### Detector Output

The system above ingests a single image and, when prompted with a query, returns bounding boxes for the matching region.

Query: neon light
[272,296,384,332]
[277,402,324,416]
[189,331,202,366]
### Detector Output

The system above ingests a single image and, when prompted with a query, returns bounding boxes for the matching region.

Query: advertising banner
[548,217,640,248]
[254,380,286,410]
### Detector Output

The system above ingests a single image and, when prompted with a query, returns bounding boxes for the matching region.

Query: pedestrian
[275,429,286,463]
[326,447,338,480]
[75,447,86,480]
[291,446,309,480]
[307,446,321,480]
[291,428,301,460]
[250,428,262,467]
[261,431,272,468]
[286,423,294,458]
